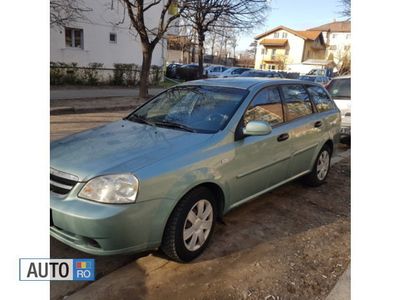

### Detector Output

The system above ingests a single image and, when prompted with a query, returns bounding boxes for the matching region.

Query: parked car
[204,65,229,78]
[326,75,351,145]
[299,75,330,85]
[306,68,333,78]
[50,78,340,262]
[176,64,200,81]
[240,70,284,78]
[165,63,182,79]
[218,67,252,78]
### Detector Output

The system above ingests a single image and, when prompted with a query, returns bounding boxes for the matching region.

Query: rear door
[280,84,324,177]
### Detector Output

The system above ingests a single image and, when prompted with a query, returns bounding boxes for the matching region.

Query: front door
[227,86,293,206]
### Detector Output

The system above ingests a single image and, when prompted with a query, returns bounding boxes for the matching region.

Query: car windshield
[299,76,316,82]
[326,78,351,99]
[127,86,248,133]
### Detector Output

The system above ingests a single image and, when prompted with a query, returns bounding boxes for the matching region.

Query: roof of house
[308,21,351,32]
[260,39,288,46]
[255,25,323,41]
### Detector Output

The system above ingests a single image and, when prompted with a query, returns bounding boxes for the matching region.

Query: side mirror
[243,120,272,136]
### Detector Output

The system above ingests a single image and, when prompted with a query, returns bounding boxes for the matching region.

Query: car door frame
[226,84,295,209]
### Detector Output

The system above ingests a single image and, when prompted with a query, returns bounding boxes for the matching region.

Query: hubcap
[183,199,213,252]
[316,150,330,180]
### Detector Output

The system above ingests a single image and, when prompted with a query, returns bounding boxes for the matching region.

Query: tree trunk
[139,46,153,98]
[198,32,205,78]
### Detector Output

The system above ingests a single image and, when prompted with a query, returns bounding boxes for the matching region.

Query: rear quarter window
[307,85,335,112]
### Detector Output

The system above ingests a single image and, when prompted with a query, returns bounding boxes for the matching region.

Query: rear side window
[307,85,335,112]
[244,87,284,126]
[281,85,313,121]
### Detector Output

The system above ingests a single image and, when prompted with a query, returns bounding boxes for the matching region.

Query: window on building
[261,48,265,55]
[281,85,313,121]
[110,33,117,43]
[274,32,280,38]
[65,28,83,48]
[282,32,288,38]
[331,33,336,39]
[346,33,351,39]
[244,87,284,126]
[307,85,335,112]
[271,49,276,58]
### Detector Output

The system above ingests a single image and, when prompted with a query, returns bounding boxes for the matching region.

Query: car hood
[51,120,212,181]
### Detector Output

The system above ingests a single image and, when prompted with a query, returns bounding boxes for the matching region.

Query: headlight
[78,174,139,204]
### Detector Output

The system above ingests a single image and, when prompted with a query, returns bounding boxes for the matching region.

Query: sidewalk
[50,87,165,100]
[50,87,166,115]
[326,266,350,300]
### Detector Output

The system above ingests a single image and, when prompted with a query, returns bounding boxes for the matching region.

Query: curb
[325,265,350,300]
[50,105,138,115]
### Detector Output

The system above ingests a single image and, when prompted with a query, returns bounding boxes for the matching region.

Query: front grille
[50,168,79,195]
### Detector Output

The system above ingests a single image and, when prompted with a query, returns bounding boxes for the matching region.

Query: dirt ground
[50,112,350,300]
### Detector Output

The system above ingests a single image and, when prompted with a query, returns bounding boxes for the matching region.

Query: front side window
[129,86,248,133]
[244,87,284,126]
[65,28,83,48]
[281,85,313,121]
[307,85,335,112]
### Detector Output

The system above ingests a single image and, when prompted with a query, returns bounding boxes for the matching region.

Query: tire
[161,187,217,262]
[303,144,332,187]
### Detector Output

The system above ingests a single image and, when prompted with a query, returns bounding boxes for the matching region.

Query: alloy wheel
[183,199,213,251]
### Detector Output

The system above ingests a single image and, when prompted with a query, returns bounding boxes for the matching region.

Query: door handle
[314,121,322,128]
[277,133,289,142]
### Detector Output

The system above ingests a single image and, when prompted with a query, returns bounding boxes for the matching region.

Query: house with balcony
[308,21,351,73]
[254,25,330,74]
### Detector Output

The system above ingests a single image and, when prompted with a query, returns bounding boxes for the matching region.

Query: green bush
[113,63,139,86]
[82,63,104,85]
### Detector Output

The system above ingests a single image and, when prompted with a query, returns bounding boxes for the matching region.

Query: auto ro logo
[19,258,95,281]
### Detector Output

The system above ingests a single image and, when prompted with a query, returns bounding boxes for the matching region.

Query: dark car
[165,63,182,79]
[240,70,284,78]
[176,64,201,81]
[298,75,330,85]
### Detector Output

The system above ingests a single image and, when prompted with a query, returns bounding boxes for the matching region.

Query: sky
[236,0,348,51]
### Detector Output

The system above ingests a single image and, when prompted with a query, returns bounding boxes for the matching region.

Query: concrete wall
[50,0,166,68]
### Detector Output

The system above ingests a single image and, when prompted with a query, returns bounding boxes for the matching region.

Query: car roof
[179,78,318,90]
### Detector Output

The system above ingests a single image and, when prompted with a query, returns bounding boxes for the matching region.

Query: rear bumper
[50,192,174,255]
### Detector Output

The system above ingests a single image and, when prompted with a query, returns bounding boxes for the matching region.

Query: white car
[204,65,228,78]
[326,75,351,144]
[218,67,252,78]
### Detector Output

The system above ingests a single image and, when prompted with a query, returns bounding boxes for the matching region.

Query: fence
[50,62,163,86]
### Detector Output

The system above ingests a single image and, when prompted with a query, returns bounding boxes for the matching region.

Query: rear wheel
[161,187,217,262]
[303,144,332,186]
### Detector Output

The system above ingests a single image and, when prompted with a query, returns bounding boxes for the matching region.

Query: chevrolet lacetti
[50,78,340,262]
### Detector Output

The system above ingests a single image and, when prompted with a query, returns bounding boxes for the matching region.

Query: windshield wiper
[153,120,197,133]
[127,114,155,126]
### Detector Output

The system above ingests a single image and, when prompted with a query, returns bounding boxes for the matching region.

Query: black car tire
[161,187,217,262]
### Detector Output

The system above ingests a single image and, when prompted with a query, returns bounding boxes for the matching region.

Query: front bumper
[50,192,175,255]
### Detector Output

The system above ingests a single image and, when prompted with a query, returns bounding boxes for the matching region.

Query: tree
[50,0,92,28]
[120,0,184,98]
[182,0,270,77]
[340,0,351,18]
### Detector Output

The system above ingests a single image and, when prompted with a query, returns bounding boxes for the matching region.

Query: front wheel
[303,145,332,186]
[161,187,217,262]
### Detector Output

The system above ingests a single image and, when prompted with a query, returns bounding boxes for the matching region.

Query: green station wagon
[50,78,340,262]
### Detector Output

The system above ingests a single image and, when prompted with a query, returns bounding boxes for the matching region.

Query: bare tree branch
[50,0,92,28]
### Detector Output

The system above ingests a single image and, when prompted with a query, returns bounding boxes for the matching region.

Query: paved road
[50,87,165,100]
[50,111,350,300]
